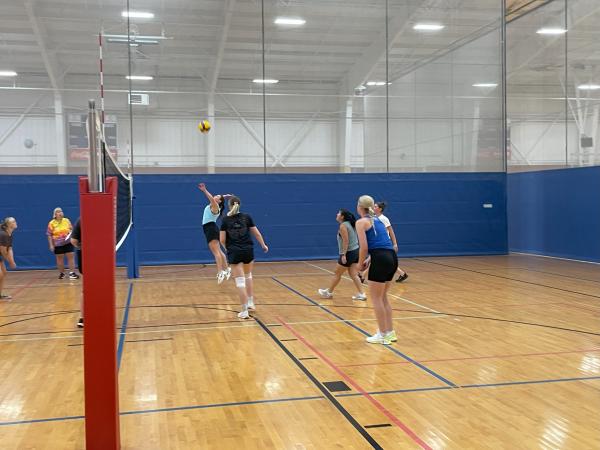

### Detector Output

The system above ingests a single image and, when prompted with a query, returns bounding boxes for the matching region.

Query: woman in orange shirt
[46,207,79,280]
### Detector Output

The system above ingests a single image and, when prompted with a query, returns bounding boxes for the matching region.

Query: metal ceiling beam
[209,0,236,93]
[24,0,62,90]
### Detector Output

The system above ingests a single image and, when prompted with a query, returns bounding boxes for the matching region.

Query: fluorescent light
[122,11,154,19]
[253,79,279,84]
[274,17,306,26]
[126,75,153,81]
[104,34,170,41]
[108,38,159,45]
[473,83,498,88]
[578,84,600,90]
[0,70,18,77]
[356,85,366,90]
[413,23,445,31]
[536,28,567,35]
[366,81,387,86]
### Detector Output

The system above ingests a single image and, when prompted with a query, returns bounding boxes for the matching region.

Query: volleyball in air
[198,120,211,134]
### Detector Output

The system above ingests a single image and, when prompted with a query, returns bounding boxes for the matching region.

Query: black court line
[415,258,600,299]
[67,343,83,347]
[253,316,383,450]
[280,338,297,342]
[502,267,600,284]
[272,277,457,388]
[299,357,318,361]
[365,424,392,429]
[125,337,173,343]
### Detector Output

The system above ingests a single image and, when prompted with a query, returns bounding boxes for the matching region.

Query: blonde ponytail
[227,196,241,216]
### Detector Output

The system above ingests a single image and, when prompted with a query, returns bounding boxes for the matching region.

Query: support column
[54,92,67,174]
[338,98,354,173]
[207,96,216,174]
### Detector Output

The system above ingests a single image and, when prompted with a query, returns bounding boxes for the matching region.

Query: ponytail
[227,196,241,217]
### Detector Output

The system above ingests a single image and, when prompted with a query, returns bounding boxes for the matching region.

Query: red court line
[277,316,433,450]
[337,348,600,368]
[6,275,43,300]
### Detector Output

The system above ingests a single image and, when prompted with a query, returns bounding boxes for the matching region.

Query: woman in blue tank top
[356,195,398,345]
[198,183,231,284]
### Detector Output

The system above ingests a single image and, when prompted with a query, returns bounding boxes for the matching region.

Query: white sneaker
[217,271,226,285]
[225,267,232,280]
[318,288,333,299]
[366,332,391,345]
[247,297,255,310]
[237,309,250,319]
[384,330,397,342]
[352,293,367,301]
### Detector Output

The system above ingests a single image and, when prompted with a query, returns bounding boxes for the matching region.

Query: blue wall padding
[2,172,507,269]
[508,166,600,263]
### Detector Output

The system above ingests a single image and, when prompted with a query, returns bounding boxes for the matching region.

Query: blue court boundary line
[3,375,599,427]
[271,277,457,388]
[117,283,134,370]
[0,395,323,426]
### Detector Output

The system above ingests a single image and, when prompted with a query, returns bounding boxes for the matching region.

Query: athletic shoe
[396,273,408,283]
[77,318,84,328]
[237,309,250,319]
[69,272,80,280]
[352,293,367,301]
[58,272,66,280]
[318,288,333,299]
[366,332,392,345]
[0,294,12,300]
[247,297,255,310]
[384,330,397,342]
[217,271,226,285]
[225,267,232,280]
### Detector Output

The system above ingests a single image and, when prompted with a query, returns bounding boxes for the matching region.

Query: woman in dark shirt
[0,217,17,300]
[220,196,268,319]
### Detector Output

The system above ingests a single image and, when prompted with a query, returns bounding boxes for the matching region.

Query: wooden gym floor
[0,254,599,449]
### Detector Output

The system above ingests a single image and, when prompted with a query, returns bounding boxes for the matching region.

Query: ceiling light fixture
[126,75,154,81]
[536,28,567,35]
[253,79,279,84]
[366,81,387,86]
[0,70,18,77]
[413,23,445,31]
[274,17,306,26]
[577,84,600,90]
[473,83,498,88]
[122,11,155,19]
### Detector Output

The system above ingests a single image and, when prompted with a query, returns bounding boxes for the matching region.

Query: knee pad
[245,273,253,280]
[235,277,246,288]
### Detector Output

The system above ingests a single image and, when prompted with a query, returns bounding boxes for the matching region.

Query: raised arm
[198,183,220,214]
[250,227,268,253]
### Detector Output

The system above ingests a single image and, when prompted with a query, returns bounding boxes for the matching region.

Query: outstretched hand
[198,183,206,191]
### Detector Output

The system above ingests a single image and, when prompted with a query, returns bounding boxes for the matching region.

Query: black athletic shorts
[54,243,74,255]
[203,222,220,244]
[338,248,359,268]
[77,249,83,274]
[367,248,398,283]
[227,249,254,265]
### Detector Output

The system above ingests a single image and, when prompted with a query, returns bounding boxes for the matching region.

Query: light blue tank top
[202,204,220,225]
[366,217,393,250]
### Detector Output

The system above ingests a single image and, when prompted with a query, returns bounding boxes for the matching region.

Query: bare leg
[0,262,5,297]
[243,261,254,299]
[347,264,364,294]
[208,240,226,272]
[327,265,346,293]
[231,263,247,308]
[56,254,64,273]
[382,281,393,332]
[368,281,388,333]
[66,252,76,272]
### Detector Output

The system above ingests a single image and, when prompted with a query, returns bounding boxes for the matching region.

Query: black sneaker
[58,272,66,280]
[69,272,80,280]
[77,318,84,328]
[396,273,408,283]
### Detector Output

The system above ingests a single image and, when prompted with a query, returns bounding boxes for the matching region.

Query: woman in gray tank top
[318,209,366,301]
